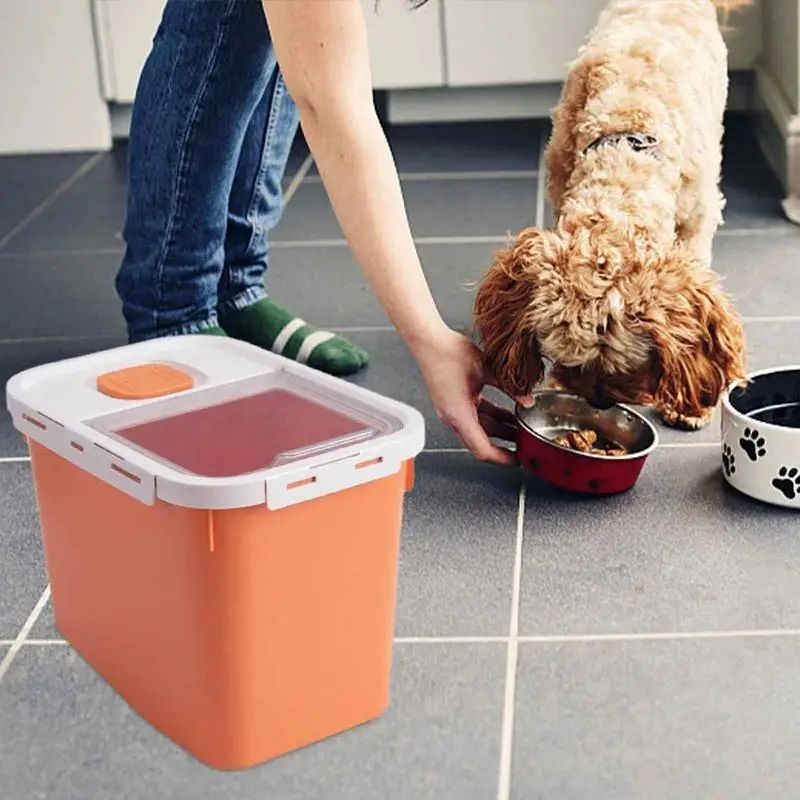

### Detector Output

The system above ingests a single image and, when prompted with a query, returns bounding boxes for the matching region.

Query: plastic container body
[8,337,425,769]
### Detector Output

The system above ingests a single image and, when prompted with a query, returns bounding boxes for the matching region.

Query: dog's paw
[659,405,715,431]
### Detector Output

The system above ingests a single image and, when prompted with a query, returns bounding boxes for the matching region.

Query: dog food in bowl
[516,391,658,495]
[553,428,628,457]
[721,366,800,509]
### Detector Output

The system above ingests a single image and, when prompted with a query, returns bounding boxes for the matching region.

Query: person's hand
[413,327,519,466]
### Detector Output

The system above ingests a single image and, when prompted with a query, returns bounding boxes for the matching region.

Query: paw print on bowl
[739,427,767,462]
[722,443,736,477]
[772,467,800,501]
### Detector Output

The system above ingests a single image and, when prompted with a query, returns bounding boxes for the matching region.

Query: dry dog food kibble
[554,429,627,457]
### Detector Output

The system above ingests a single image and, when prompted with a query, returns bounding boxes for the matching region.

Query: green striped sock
[220,297,369,376]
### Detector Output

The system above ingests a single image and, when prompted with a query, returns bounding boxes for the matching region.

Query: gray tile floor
[1,115,799,799]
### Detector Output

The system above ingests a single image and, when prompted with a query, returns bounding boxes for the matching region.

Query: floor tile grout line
[717,227,796,236]
[497,148,542,800]
[650,442,720,448]
[244,227,797,247]
[0,225,792,260]
[13,628,800,649]
[0,153,105,253]
[402,629,800,645]
[0,441,721,465]
[496,482,526,800]
[0,313,796,346]
[419,443,722,454]
[518,629,800,644]
[283,152,314,206]
[0,585,51,683]
[271,235,514,249]
[0,334,124,345]
[741,315,800,323]
[498,147,539,800]
[392,636,508,645]
[303,169,541,183]
[0,639,71,646]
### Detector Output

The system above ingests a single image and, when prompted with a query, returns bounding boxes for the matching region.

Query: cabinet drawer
[443,0,607,87]
[362,0,445,89]
[95,0,165,103]
[95,0,444,102]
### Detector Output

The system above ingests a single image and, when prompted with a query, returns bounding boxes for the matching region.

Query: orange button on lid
[97,363,194,400]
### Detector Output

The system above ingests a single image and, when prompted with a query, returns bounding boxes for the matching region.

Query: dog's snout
[588,395,615,411]
[587,382,615,411]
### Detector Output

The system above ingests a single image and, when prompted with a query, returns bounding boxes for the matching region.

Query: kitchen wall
[0,0,781,155]
[754,0,800,219]
[0,0,110,154]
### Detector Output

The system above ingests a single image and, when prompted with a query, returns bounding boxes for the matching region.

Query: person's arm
[262,0,515,464]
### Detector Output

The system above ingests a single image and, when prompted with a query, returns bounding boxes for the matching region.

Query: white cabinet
[442,0,761,88]
[94,0,444,102]
[443,0,607,87]
[92,0,762,119]
[362,0,445,88]
[95,0,165,103]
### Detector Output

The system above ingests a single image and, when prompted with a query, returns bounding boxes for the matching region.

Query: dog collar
[584,132,664,161]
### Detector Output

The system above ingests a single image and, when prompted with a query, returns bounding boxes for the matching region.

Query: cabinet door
[97,0,444,103]
[443,0,762,87]
[443,0,607,87]
[361,0,445,89]
[725,0,762,70]
[95,0,165,103]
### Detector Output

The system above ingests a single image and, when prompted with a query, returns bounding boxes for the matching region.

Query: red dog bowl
[516,391,659,495]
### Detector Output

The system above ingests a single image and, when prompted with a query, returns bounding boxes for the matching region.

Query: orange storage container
[7,336,424,769]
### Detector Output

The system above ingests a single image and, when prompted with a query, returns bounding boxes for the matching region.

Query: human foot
[220,297,369,376]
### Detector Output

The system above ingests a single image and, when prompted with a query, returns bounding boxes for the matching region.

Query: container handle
[264,444,405,510]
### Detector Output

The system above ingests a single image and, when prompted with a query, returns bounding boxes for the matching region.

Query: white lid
[6,336,425,510]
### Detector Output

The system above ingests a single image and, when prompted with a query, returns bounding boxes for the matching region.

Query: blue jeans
[116,0,300,342]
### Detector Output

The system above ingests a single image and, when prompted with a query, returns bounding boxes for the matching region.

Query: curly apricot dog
[474,0,750,429]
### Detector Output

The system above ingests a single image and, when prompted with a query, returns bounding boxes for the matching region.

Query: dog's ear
[473,227,562,398]
[649,249,747,421]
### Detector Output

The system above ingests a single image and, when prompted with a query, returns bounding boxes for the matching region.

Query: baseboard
[753,61,800,224]
[386,83,564,124]
[110,104,133,140]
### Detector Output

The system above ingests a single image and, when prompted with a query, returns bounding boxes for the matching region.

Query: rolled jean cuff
[128,314,222,344]
[217,286,268,315]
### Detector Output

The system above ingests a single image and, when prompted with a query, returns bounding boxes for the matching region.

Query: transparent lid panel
[86,371,400,478]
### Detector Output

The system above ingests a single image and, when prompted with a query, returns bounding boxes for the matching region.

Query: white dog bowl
[720,366,800,509]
